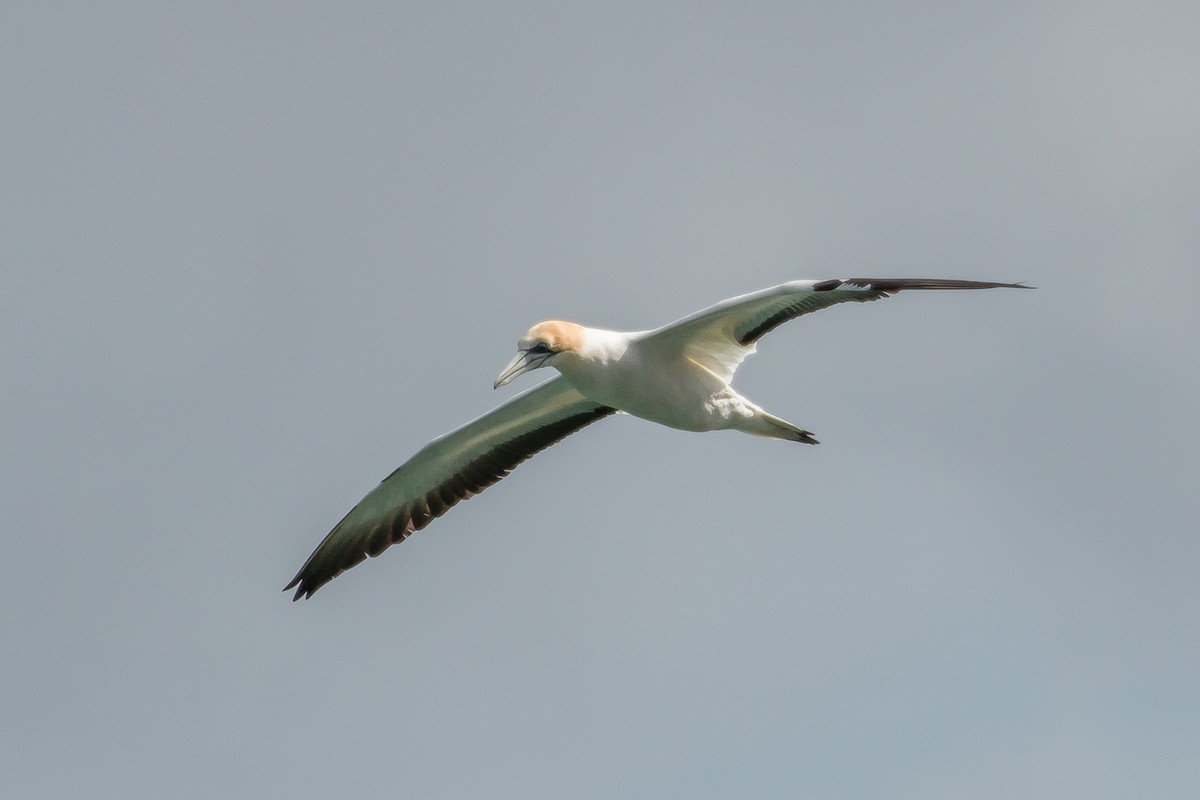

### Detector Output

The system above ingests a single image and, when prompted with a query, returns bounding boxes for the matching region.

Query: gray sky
[4,2,1198,798]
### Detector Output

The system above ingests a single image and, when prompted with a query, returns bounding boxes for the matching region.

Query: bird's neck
[573,326,636,365]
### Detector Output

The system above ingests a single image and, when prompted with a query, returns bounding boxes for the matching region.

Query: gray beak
[494,351,547,388]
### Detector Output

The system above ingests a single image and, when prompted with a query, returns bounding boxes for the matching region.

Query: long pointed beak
[494,351,544,388]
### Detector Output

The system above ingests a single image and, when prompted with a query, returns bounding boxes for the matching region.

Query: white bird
[286,277,1029,599]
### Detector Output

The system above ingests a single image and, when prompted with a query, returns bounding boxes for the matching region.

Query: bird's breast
[560,348,730,432]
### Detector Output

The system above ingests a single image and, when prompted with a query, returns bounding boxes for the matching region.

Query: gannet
[286,277,1029,599]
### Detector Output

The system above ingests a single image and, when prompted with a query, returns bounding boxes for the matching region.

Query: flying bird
[286,277,1029,599]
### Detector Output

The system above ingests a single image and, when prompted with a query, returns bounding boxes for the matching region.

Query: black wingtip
[283,574,313,601]
[845,278,1033,292]
[814,278,1033,296]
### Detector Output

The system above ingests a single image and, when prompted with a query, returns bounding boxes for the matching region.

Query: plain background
[4,2,1198,798]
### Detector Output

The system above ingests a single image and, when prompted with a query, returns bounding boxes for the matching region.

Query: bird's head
[494,320,584,388]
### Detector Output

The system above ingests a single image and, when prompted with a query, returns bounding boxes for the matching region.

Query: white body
[551,327,782,436]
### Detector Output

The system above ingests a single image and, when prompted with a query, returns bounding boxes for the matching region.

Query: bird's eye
[528,342,552,355]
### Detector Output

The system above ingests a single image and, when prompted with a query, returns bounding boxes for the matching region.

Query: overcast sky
[4,2,1199,798]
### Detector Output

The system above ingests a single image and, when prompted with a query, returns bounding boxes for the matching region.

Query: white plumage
[287,277,1029,599]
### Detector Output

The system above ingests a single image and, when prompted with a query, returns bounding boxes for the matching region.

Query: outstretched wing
[642,278,1031,382]
[286,376,616,599]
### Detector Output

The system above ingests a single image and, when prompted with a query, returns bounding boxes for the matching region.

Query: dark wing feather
[640,278,1030,380]
[286,377,615,600]
[736,278,1031,345]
